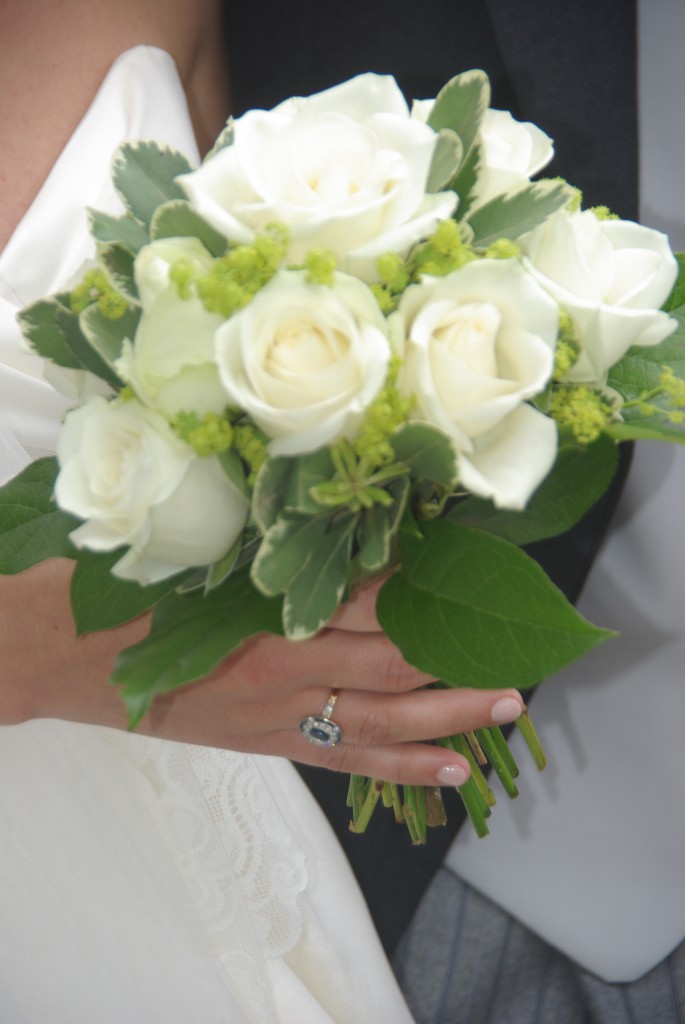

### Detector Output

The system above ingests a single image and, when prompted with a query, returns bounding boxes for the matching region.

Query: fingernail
[436,764,469,787]
[491,696,523,724]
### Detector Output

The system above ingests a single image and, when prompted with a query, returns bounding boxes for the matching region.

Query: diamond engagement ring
[299,689,343,747]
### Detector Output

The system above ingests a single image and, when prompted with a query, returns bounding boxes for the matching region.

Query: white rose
[411,102,553,209]
[395,259,558,508]
[522,209,678,383]
[214,270,391,455]
[115,238,228,419]
[470,109,554,209]
[178,74,457,281]
[56,395,248,583]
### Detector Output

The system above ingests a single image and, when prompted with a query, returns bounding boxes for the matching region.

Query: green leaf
[447,434,619,544]
[204,120,235,161]
[285,449,336,514]
[426,129,463,193]
[663,252,685,313]
[218,449,249,498]
[87,208,149,252]
[609,314,685,394]
[252,457,294,533]
[467,179,575,248]
[98,242,139,302]
[390,422,458,487]
[428,70,491,161]
[377,519,613,690]
[605,420,685,444]
[252,451,335,532]
[452,142,482,218]
[70,549,188,634]
[0,458,79,572]
[609,312,685,392]
[54,305,124,389]
[18,296,82,370]
[607,313,685,442]
[204,536,241,592]
[357,477,409,572]
[251,511,331,596]
[79,303,140,369]
[111,565,284,726]
[282,515,357,639]
[112,141,193,228]
[150,200,227,257]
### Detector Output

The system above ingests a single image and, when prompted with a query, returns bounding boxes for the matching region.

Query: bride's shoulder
[0,0,230,250]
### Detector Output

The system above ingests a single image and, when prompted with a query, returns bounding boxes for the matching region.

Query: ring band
[300,688,343,747]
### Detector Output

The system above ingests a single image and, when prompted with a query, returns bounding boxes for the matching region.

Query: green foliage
[194,228,288,318]
[252,451,336,532]
[467,179,576,249]
[174,411,233,456]
[111,565,284,726]
[97,242,139,303]
[282,514,357,638]
[428,70,490,163]
[409,219,476,277]
[87,208,149,253]
[54,303,123,390]
[70,268,129,319]
[451,142,482,218]
[204,536,242,592]
[252,456,294,533]
[356,477,409,572]
[377,518,613,691]
[663,252,685,313]
[150,200,228,257]
[204,120,235,161]
[447,434,619,544]
[426,129,463,192]
[549,385,615,444]
[607,299,685,444]
[390,422,458,487]
[79,303,140,370]
[0,458,79,572]
[112,141,193,228]
[70,549,188,634]
[251,511,332,597]
[19,296,83,370]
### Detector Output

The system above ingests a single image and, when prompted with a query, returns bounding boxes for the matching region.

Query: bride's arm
[0,0,524,780]
[0,0,230,249]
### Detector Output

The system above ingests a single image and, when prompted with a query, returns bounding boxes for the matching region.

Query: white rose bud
[523,209,678,383]
[214,270,391,456]
[56,395,248,584]
[115,237,228,420]
[396,259,558,508]
[470,109,554,209]
[411,102,553,210]
[178,74,457,281]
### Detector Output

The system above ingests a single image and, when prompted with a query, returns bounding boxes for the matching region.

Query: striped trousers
[393,867,685,1024]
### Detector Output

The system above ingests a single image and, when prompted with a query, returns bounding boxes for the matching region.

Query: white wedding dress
[0,47,414,1024]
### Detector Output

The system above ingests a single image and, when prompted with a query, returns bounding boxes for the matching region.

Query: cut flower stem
[346,708,548,842]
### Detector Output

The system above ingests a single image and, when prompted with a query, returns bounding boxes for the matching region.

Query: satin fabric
[0,47,413,1024]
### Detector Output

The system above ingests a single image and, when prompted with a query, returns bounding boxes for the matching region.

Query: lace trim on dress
[112,734,309,1008]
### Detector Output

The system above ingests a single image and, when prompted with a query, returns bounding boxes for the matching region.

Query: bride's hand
[148,577,524,787]
[4,561,523,786]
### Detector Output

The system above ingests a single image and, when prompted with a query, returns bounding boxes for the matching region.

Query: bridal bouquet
[1,70,683,842]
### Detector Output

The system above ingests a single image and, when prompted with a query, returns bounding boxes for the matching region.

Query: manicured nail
[491,696,523,724]
[436,764,469,787]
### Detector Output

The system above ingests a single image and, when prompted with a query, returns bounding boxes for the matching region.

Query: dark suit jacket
[225,0,637,954]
